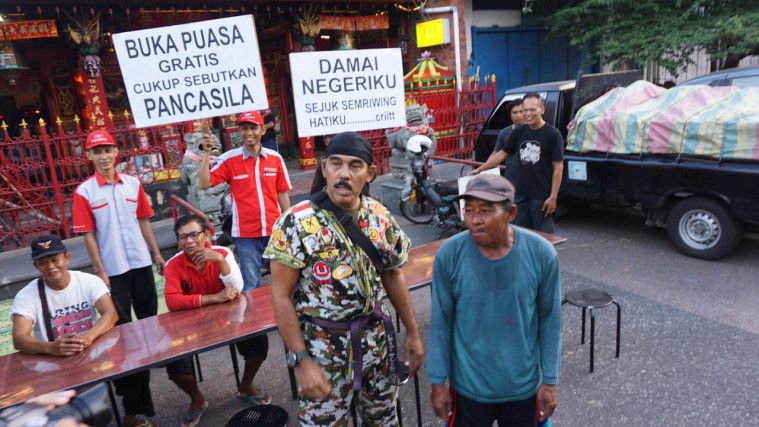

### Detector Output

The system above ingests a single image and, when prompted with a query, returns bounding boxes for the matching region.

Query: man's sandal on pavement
[181,401,209,427]
[236,390,272,405]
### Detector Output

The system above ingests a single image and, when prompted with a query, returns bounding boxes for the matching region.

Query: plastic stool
[562,289,621,373]
[225,405,288,427]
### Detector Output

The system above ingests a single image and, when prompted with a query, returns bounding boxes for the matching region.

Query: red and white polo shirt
[72,171,154,277]
[210,146,291,238]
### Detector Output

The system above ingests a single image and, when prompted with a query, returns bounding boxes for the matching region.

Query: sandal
[181,401,209,427]
[236,389,272,405]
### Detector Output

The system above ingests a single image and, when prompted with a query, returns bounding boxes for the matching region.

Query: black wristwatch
[287,350,310,367]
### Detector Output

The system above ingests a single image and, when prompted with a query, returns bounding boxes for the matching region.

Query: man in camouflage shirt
[265,131,424,426]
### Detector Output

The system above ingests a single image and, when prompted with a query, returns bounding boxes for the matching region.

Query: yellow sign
[416,19,450,48]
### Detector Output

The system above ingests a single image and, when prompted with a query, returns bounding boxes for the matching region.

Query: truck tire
[666,197,742,260]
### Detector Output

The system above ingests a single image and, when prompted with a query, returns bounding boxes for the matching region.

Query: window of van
[485,91,549,130]
[485,94,525,130]
[730,75,759,87]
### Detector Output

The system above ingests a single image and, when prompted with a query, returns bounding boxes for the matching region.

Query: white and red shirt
[163,244,243,311]
[210,147,291,238]
[72,171,154,277]
[11,271,110,341]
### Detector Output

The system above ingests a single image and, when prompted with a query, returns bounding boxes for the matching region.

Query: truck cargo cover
[567,80,759,160]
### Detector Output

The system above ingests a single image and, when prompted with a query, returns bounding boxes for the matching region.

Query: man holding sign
[199,111,291,290]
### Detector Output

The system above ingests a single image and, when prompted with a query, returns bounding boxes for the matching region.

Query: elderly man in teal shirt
[427,174,561,427]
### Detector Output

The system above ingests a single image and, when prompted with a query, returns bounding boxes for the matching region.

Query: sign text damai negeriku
[113,15,268,128]
[290,48,406,137]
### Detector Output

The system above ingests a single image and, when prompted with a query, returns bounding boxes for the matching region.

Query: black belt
[304,304,400,391]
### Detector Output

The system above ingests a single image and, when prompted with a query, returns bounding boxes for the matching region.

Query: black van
[473,71,759,260]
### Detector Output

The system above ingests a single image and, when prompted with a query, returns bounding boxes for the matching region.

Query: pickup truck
[474,71,759,260]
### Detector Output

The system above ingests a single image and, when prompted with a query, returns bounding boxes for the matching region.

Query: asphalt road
[108,207,759,426]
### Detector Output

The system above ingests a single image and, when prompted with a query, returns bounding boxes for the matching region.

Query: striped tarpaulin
[567,81,759,160]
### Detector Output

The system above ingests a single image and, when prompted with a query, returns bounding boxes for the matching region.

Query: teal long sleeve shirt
[426,227,562,403]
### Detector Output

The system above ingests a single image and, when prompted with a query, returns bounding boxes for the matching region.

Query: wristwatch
[287,350,311,367]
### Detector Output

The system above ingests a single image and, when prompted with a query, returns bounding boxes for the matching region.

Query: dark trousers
[514,197,557,234]
[449,388,537,427]
[109,265,157,322]
[110,265,157,416]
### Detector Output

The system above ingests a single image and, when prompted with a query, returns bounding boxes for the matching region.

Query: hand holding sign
[200,120,214,152]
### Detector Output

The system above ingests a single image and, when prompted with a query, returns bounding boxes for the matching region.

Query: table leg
[589,308,596,373]
[614,301,622,358]
[581,307,586,344]
[194,354,203,383]
[229,344,241,388]
[107,381,122,427]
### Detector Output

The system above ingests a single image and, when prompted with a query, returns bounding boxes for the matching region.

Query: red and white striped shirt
[72,171,154,277]
[210,147,291,238]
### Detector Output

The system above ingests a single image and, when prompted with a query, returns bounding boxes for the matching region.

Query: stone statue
[179,129,227,216]
[385,104,437,180]
[378,104,438,210]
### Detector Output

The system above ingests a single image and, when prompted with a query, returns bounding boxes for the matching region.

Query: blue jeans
[235,236,270,290]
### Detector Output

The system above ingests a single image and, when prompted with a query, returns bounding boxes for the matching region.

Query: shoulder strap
[309,191,383,273]
[36,278,55,342]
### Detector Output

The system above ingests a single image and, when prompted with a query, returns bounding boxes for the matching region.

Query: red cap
[85,130,117,150]
[237,111,264,126]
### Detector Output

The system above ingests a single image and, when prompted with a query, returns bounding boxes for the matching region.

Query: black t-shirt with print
[502,123,564,200]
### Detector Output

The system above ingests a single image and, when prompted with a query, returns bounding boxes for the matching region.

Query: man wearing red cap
[72,129,162,427]
[199,110,292,290]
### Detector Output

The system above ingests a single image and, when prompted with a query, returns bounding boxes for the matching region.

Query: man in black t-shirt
[261,111,278,152]
[472,93,564,233]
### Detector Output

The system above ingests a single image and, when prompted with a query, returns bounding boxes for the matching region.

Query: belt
[304,304,400,391]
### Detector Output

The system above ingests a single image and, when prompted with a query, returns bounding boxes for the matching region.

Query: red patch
[312,261,332,285]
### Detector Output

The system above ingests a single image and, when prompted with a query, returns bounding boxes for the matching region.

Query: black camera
[0,383,112,427]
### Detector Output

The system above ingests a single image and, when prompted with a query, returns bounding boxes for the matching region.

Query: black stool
[225,405,288,427]
[562,289,621,373]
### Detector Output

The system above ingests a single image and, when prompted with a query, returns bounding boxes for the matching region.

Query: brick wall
[418,0,469,84]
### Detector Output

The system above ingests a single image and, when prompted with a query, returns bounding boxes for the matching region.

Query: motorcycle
[399,135,464,238]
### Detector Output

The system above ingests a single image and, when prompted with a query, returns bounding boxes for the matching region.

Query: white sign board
[113,15,267,128]
[289,48,406,137]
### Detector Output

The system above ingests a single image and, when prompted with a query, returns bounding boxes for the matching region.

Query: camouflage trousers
[298,319,399,426]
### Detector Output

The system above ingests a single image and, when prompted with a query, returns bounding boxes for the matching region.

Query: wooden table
[0,231,565,409]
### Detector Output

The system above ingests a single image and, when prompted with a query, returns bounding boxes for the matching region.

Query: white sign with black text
[289,48,406,137]
[112,15,267,128]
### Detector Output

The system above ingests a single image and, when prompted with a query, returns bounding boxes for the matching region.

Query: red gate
[0,80,495,251]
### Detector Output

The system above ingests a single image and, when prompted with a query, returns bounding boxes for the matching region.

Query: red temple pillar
[80,54,113,130]
[290,20,317,170]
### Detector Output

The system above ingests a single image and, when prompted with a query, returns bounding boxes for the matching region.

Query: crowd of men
[11,92,564,427]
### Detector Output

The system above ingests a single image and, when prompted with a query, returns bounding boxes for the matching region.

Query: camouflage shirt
[263,196,410,321]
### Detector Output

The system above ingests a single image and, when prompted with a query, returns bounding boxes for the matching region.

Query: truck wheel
[667,197,742,260]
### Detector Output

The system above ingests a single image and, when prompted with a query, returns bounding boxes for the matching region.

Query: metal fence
[0,81,496,251]
[0,118,190,251]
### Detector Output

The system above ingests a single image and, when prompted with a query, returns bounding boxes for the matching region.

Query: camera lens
[45,384,111,427]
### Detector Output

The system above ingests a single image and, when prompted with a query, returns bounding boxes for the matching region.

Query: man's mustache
[334,181,353,191]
